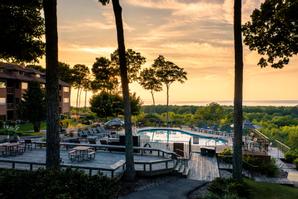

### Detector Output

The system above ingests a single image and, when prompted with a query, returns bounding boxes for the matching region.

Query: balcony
[6,87,15,94]
[7,103,15,110]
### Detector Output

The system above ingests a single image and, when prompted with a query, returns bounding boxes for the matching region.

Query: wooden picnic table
[0,142,25,156]
[68,146,95,162]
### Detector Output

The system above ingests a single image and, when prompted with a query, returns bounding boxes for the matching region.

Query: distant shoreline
[147,100,298,106]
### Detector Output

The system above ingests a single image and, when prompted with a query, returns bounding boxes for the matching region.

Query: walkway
[188,152,220,181]
[120,178,205,199]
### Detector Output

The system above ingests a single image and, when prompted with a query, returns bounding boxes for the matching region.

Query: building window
[0,97,6,105]
[21,82,28,90]
[36,74,40,78]
[0,81,6,88]
[63,87,69,92]
[63,98,69,103]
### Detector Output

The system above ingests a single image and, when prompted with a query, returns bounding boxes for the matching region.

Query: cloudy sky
[50,0,298,106]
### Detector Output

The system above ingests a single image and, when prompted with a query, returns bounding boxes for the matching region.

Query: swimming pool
[137,128,227,146]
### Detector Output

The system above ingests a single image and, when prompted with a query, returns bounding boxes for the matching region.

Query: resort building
[0,62,70,120]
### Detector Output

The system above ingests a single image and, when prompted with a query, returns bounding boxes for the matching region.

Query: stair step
[183,167,190,177]
[179,165,185,173]
[174,162,182,172]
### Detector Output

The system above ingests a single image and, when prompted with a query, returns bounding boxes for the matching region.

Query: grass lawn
[245,179,298,199]
[17,122,46,132]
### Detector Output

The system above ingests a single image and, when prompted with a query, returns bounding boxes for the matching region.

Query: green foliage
[0,0,45,63]
[243,0,298,68]
[206,178,249,199]
[92,57,119,91]
[194,102,225,127]
[58,62,75,84]
[90,92,142,118]
[110,49,146,83]
[0,168,119,199]
[243,156,278,177]
[285,149,298,163]
[18,82,46,132]
[244,178,298,199]
[152,55,187,86]
[72,64,90,88]
[294,158,298,169]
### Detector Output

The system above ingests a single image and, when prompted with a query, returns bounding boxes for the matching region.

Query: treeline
[141,104,298,148]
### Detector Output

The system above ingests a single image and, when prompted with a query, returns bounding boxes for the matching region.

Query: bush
[243,155,278,177]
[208,178,249,198]
[205,178,250,199]
[0,168,119,199]
[285,149,298,163]
[294,158,298,169]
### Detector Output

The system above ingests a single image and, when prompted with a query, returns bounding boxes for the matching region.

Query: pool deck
[188,152,220,181]
[0,148,174,177]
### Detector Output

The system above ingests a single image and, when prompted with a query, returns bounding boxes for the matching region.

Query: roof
[0,62,69,86]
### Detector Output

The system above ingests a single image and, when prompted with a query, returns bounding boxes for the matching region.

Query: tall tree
[152,55,187,126]
[43,0,60,169]
[91,57,119,92]
[98,0,136,181]
[233,0,244,180]
[243,0,297,68]
[19,82,46,132]
[0,0,44,63]
[72,64,90,111]
[58,62,75,85]
[139,68,162,106]
[111,49,146,82]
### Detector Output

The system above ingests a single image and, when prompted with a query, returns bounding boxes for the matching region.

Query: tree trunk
[43,0,60,169]
[76,87,80,115]
[112,0,136,181]
[151,90,155,106]
[166,84,169,127]
[233,0,243,180]
[84,89,87,109]
[33,121,40,132]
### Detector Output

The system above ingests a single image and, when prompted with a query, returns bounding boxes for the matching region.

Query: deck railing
[0,158,126,178]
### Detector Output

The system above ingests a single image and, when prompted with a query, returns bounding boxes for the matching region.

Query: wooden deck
[188,152,220,181]
[0,148,174,177]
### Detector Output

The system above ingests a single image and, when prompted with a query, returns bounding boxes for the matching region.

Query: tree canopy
[0,0,44,63]
[111,49,146,82]
[90,92,142,118]
[152,55,187,87]
[243,0,298,68]
[18,82,46,132]
[91,57,119,92]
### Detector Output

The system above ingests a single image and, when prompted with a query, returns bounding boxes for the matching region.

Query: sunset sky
[44,0,298,106]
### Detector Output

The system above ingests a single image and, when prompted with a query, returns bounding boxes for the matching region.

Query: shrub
[243,155,278,177]
[294,158,298,169]
[207,178,250,199]
[285,149,298,163]
[0,168,119,199]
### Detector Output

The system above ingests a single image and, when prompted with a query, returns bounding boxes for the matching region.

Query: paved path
[119,178,205,199]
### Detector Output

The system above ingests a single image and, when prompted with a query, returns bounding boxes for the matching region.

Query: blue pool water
[137,128,227,146]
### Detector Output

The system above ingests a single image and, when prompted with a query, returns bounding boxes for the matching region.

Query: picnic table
[68,146,95,162]
[0,142,25,156]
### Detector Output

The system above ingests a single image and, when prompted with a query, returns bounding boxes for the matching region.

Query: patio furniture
[24,139,33,151]
[68,146,96,162]
[0,142,24,156]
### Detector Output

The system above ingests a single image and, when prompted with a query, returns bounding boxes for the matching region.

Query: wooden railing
[31,141,177,159]
[0,158,126,178]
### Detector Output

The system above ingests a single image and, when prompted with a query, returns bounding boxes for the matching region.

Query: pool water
[137,128,227,146]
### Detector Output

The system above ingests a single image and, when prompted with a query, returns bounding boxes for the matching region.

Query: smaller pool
[137,128,227,146]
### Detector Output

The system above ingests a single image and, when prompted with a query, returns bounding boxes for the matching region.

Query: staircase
[174,158,190,177]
